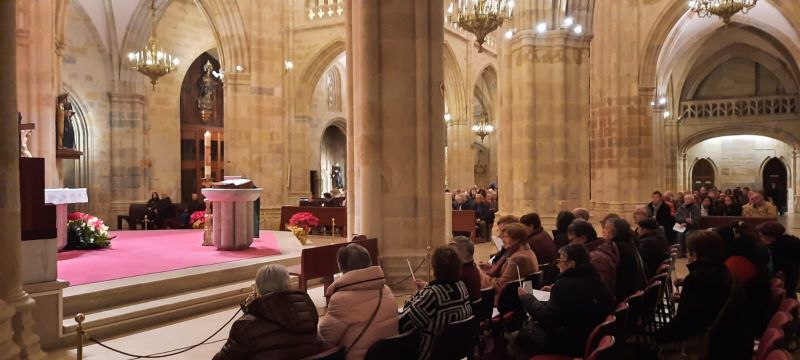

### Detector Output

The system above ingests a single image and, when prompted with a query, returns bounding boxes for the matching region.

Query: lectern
[201,177,261,250]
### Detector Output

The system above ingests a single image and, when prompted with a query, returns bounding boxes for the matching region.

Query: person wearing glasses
[509,244,612,358]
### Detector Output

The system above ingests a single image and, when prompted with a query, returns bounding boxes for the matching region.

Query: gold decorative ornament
[127,0,179,89]
[688,0,757,24]
[447,0,514,53]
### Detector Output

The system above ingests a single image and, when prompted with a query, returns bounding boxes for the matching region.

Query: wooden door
[763,158,787,213]
[691,159,715,191]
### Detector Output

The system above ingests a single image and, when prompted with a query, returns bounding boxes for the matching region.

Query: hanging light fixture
[472,112,494,142]
[127,0,179,89]
[448,0,514,53]
[688,0,758,24]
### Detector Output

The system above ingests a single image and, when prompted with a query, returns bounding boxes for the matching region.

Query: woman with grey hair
[213,264,332,360]
[319,243,398,359]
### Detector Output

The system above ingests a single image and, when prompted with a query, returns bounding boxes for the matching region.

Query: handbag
[513,318,550,354]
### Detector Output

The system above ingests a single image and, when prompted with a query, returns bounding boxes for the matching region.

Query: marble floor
[44,214,800,359]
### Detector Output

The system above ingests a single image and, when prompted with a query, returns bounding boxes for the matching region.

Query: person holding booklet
[508,244,613,359]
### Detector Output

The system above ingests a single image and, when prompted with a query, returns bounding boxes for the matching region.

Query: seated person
[155,192,174,229]
[450,236,482,301]
[756,221,800,299]
[742,191,778,218]
[479,223,540,293]
[553,211,576,250]
[568,219,619,294]
[520,213,557,264]
[474,194,495,242]
[603,218,647,302]
[655,231,752,359]
[636,218,669,279]
[213,264,332,360]
[145,192,159,228]
[400,246,472,360]
[509,244,613,358]
[487,215,519,265]
[319,244,398,360]
[180,193,206,228]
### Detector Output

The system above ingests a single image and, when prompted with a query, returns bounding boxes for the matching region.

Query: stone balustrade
[306,0,343,21]
[680,95,799,119]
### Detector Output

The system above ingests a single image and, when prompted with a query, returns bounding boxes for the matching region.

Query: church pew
[299,198,326,207]
[279,206,347,236]
[353,236,379,265]
[452,210,477,243]
[288,241,349,292]
[699,216,776,231]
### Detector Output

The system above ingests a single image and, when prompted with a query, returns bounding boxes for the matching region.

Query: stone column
[446,119,475,190]
[108,93,148,225]
[498,29,590,224]
[0,1,45,358]
[589,4,656,219]
[347,0,445,288]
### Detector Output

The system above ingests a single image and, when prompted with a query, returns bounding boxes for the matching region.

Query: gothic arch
[682,43,799,99]
[296,39,346,115]
[474,65,497,120]
[120,0,249,90]
[638,0,800,92]
[443,41,467,121]
[679,126,800,154]
[759,155,792,184]
[687,157,718,190]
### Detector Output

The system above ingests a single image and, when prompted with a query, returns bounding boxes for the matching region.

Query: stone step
[63,255,300,318]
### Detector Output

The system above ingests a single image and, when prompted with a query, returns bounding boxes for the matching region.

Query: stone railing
[306,0,343,21]
[680,95,799,119]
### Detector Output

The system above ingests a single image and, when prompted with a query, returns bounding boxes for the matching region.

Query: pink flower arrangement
[288,212,319,233]
[66,211,111,250]
[190,211,206,229]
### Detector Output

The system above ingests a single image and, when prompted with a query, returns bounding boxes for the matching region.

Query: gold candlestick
[331,218,336,237]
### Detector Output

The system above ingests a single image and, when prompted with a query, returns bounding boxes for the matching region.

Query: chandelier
[448,0,514,53]
[472,120,494,142]
[688,0,757,24]
[127,0,179,89]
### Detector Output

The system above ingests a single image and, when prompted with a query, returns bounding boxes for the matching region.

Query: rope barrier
[76,285,257,359]
[387,254,429,288]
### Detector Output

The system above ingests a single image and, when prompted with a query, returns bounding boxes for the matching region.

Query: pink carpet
[57,230,282,286]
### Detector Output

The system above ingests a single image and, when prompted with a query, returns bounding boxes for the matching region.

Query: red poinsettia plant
[190,211,206,229]
[288,212,319,233]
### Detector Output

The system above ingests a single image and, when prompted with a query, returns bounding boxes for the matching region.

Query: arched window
[326,67,342,111]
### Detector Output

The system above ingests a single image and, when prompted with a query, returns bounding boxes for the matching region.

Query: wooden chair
[778,298,799,351]
[765,349,793,360]
[363,329,421,360]
[429,315,478,360]
[768,311,793,349]
[621,291,645,343]
[639,280,663,344]
[586,336,616,360]
[755,328,785,360]
[612,302,630,343]
[288,242,348,292]
[525,271,544,290]
[452,210,477,242]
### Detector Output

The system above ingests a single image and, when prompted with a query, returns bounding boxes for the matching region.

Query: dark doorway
[691,159,715,191]
[763,158,788,214]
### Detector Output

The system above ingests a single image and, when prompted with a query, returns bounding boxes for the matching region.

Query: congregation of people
[212,184,800,359]
[143,191,206,229]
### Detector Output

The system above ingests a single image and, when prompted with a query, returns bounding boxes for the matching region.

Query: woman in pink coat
[319,244,399,359]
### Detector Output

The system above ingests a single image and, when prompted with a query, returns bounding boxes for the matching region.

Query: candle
[204,130,211,179]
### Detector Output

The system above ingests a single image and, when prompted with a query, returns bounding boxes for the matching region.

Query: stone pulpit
[201,177,261,250]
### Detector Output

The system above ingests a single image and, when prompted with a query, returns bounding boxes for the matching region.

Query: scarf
[487,241,523,278]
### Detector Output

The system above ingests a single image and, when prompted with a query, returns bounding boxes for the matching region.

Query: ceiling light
[536,22,547,33]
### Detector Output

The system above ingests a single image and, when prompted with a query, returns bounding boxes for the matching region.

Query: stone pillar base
[381,251,432,293]
[6,293,45,360]
[23,281,68,351]
[0,300,20,360]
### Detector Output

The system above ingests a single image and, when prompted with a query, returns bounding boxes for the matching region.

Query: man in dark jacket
[647,191,676,243]
[521,213,558,264]
[656,231,752,360]
[756,221,800,299]
[214,265,332,360]
[636,218,669,279]
[511,244,613,358]
[676,194,702,257]
[474,194,495,242]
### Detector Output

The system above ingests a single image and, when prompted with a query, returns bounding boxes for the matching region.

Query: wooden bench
[699,216,776,231]
[120,203,148,230]
[280,206,347,236]
[353,236,379,265]
[452,210,477,242]
[288,242,349,292]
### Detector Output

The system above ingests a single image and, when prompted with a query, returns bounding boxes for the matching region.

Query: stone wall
[61,1,112,221]
[685,135,793,191]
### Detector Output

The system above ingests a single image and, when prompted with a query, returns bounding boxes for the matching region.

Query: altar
[45,188,88,251]
[202,178,261,250]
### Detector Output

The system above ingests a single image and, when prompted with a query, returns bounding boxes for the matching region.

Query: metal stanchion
[75,313,85,360]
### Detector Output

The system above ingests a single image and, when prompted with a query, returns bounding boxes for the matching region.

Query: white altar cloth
[45,188,88,251]
[45,188,88,205]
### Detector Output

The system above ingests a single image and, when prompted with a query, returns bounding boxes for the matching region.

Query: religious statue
[56,93,76,149]
[20,130,32,157]
[331,163,344,189]
[197,61,217,122]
